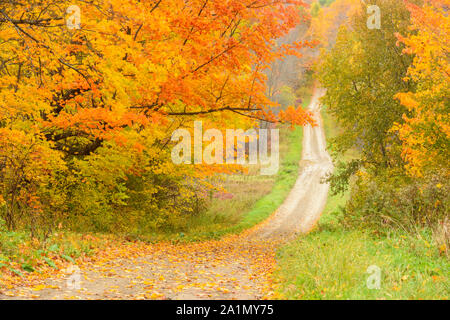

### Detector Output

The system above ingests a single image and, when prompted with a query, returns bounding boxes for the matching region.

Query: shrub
[345,169,449,233]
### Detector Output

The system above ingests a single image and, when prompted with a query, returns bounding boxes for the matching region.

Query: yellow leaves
[1,0,309,139]
[1,226,283,299]
[310,0,361,49]
[176,284,185,291]
[0,0,309,299]
[148,292,164,299]
[32,284,59,291]
[218,287,230,294]
[393,0,450,177]
[32,285,47,291]
[0,1,314,250]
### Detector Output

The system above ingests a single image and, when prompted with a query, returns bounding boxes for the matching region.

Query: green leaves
[317,0,415,186]
[43,257,57,269]
[21,263,35,273]
[8,267,23,277]
[61,254,75,263]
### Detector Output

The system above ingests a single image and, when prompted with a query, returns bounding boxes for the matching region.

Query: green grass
[274,228,449,299]
[272,104,449,300]
[301,93,313,109]
[274,183,449,300]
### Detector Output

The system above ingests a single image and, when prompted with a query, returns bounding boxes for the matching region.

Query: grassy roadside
[272,106,449,300]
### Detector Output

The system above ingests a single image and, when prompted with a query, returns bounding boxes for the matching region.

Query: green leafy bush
[345,170,449,233]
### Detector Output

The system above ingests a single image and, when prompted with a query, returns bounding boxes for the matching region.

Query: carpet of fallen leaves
[0,218,286,300]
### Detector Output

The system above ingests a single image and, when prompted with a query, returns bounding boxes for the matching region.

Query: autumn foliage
[317,0,449,230]
[0,0,313,233]
[394,0,450,177]
[309,0,361,48]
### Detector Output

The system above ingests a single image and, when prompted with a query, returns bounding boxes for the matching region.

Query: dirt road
[255,88,333,239]
[0,89,333,300]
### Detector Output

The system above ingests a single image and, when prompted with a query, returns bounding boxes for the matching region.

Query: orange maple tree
[0,0,314,231]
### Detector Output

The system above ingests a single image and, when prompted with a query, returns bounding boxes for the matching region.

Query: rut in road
[1,89,333,300]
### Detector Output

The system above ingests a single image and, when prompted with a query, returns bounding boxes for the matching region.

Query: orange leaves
[393,0,450,177]
[44,107,150,141]
[0,212,285,299]
[1,0,312,152]
[395,92,419,111]
[309,0,361,49]
[279,40,319,58]
[279,106,315,128]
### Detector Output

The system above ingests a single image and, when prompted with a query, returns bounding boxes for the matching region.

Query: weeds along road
[1,88,333,300]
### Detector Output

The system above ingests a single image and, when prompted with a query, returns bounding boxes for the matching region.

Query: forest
[0,0,448,300]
